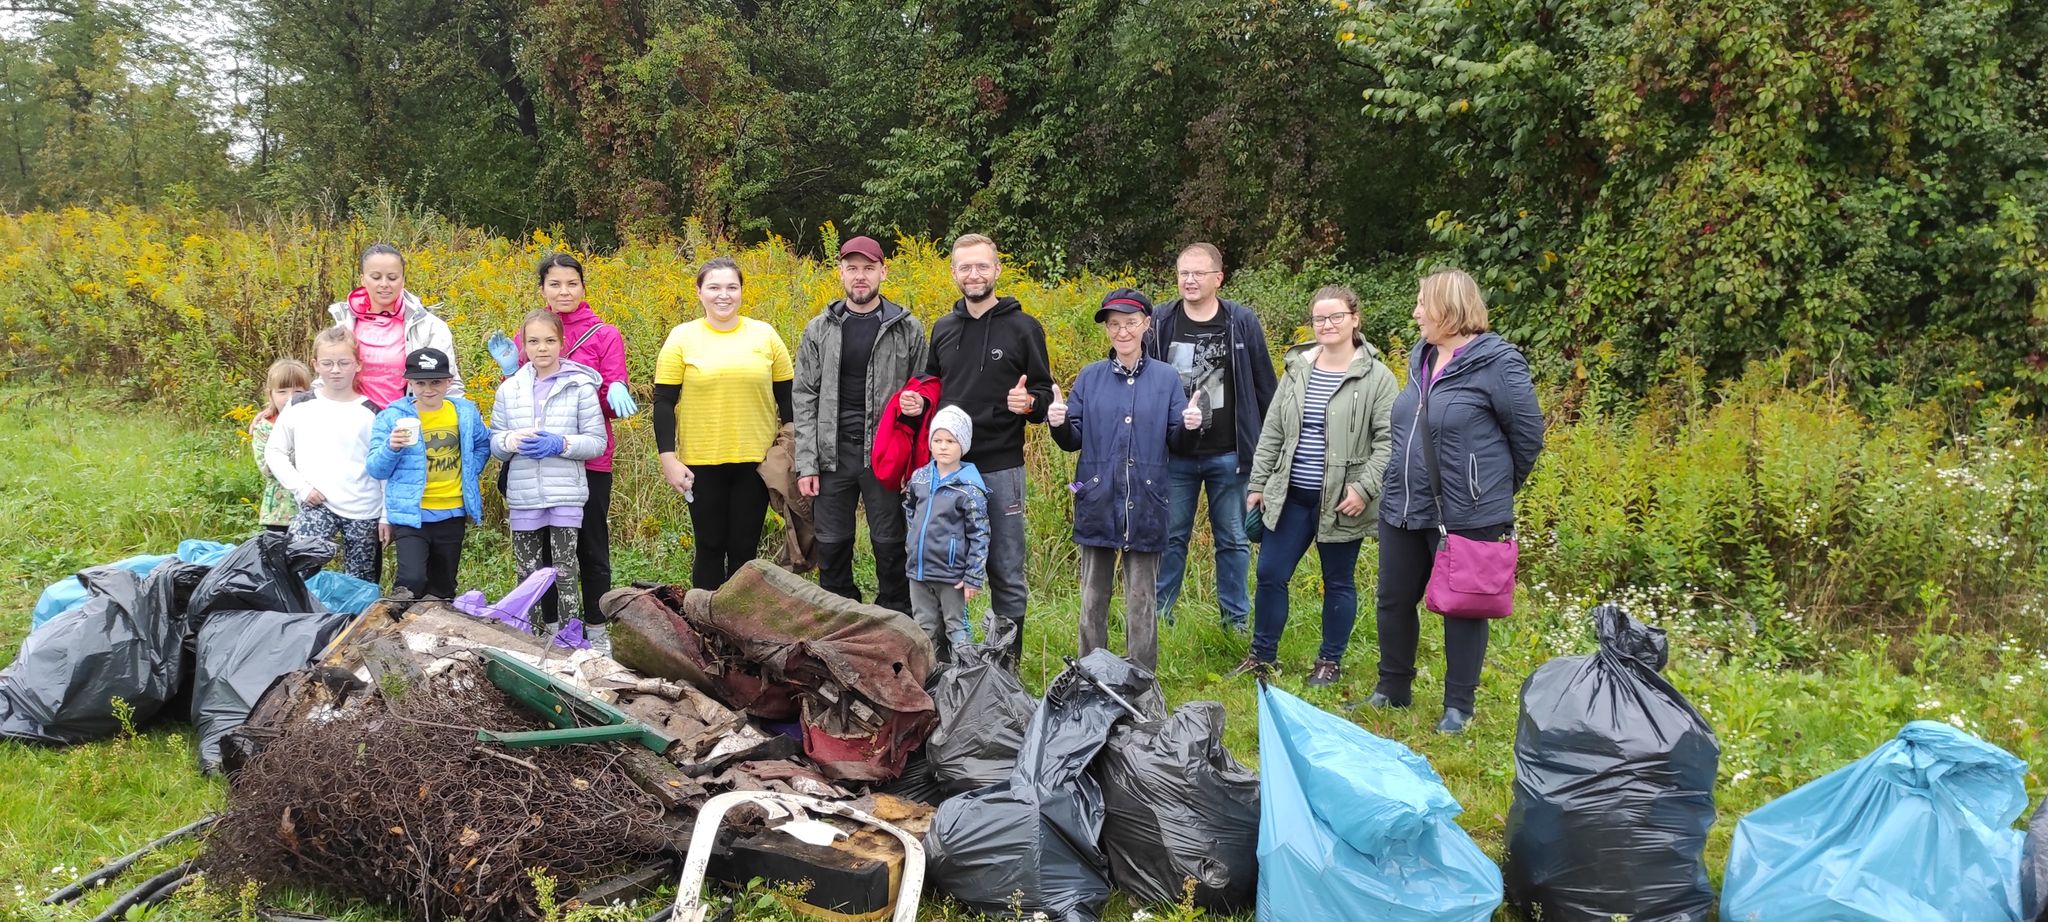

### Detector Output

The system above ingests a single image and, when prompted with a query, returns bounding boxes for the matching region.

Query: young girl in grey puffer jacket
[491,310,608,634]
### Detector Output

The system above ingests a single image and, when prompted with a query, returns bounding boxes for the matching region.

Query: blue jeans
[1157,451,1252,625]
[1251,486,1362,663]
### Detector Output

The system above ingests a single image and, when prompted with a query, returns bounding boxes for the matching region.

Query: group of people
[247,232,1544,733]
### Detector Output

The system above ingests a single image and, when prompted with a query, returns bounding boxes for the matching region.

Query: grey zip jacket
[488,359,607,511]
[1380,332,1546,530]
[792,297,928,476]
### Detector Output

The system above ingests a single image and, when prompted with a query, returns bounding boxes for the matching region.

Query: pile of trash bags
[28,538,379,633]
[1723,720,2035,921]
[1256,682,1502,922]
[924,650,1261,921]
[2,532,355,770]
[1504,602,1718,920]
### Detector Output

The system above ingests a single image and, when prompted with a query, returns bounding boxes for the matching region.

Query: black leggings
[688,462,769,590]
[1373,518,1510,713]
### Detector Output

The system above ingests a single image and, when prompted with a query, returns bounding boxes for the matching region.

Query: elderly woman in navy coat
[1047,287,1202,671]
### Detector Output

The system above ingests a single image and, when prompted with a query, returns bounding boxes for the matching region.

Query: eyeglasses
[1309,312,1354,328]
[954,262,996,275]
[1105,318,1147,333]
[315,359,356,371]
[1176,270,1221,281]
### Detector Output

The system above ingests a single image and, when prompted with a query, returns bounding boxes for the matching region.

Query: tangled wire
[203,662,677,920]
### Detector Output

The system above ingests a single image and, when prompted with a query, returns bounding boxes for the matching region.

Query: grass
[1,388,2044,920]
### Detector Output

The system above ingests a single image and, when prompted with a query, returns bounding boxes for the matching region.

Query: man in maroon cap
[793,235,928,614]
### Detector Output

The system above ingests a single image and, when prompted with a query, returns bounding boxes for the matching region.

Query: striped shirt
[1289,367,1346,490]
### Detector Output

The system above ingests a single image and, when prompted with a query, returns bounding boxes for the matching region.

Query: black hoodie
[922,295,1055,472]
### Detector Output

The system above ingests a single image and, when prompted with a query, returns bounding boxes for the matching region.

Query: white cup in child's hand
[391,418,421,449]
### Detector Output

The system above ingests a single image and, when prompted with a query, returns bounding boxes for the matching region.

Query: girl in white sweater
[266,325,385,580]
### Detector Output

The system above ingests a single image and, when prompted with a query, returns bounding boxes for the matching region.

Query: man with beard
[897,233,1054,660]
[794,236,928,614]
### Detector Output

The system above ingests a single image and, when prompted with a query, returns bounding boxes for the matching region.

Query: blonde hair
[521,308,564,338]
[951,233,999,262]
[313,324,358,355]
[1418,269,1490,336]
[259,358,312,420]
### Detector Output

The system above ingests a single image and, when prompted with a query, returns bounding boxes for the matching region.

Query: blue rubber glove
[517,431,566,460]
[605,380,638,417]
[486,331,519,377]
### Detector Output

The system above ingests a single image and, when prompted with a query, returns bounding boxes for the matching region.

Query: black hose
[43,815,216,904]
[85,860,193,922]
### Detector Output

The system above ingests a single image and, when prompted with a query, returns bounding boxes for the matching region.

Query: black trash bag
[186,531,331,620]
[1504,603,1719,922]
[2024,798,2048,922]
[0,561,209,744]
[191,609,352,771]
[926,643,1037,796]
[871,748,946,806]
[924,650,1154,922]
[1097,702,1259,913]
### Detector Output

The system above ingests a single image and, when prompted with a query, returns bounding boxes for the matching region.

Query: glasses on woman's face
[1309,311,1354,329]
[1105,318,1146,334]
[316,359,356,372]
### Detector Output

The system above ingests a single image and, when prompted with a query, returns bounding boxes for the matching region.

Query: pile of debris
[15,544,1271,920]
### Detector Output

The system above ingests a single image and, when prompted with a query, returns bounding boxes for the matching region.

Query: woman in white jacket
[491,309,607,633]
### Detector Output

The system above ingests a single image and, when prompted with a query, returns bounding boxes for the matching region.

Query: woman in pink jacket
[489,253,636,627]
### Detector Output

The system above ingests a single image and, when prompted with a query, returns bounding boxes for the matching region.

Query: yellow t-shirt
[417,401,463,510]
[653,317,795,466]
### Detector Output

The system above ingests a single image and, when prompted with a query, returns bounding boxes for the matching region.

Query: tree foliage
[1339,0,2048,404]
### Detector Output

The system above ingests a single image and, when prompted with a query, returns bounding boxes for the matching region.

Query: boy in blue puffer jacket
[902,405,988,662]
[367,347,492,599]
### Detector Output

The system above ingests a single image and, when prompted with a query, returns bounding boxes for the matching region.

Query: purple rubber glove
[453,568,558,632]
[551,619,592,650]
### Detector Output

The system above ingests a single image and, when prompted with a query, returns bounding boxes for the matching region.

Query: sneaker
[1305,659,1341,687]
[1228,654,1277,680]
[587,622,612,657]
[1436,707,1474,735]
[1365,690,1411,710]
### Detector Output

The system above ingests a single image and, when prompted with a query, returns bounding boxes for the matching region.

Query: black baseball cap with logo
[404,347,454,380]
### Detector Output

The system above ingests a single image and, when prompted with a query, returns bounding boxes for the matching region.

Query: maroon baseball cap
[837,236,885,263]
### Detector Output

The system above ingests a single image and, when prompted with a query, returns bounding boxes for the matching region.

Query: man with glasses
[896,233,1055,661]
[1146,242,1278,631]
[794,235,927,615]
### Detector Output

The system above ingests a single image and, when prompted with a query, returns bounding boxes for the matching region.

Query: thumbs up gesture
[1006,375,1035,416]
[1046,383,1069,427]
[1182,392,1203,430]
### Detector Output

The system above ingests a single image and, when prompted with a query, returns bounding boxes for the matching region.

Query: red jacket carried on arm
[872,376,943,491]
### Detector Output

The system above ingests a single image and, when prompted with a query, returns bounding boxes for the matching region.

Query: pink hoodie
[520,301,629,472]
[347,287,409,408]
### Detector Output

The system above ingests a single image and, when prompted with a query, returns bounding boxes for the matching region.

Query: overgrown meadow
[1,207,2045,919]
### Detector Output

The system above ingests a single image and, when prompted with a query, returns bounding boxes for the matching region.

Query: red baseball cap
[837,236,885,263]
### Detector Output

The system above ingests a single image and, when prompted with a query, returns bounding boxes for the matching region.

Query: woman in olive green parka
[1237,286,1399,687]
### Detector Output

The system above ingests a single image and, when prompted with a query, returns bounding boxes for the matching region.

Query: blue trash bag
[29,554,174,632]
[1255,684,1502,922]
[176,539,237,566]
[305,571,380,615]
[1722,720,2029,922]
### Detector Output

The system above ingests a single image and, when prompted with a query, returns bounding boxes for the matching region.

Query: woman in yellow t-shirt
[652,256,796,589]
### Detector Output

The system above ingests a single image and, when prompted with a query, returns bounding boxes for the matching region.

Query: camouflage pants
[512,526,581,627]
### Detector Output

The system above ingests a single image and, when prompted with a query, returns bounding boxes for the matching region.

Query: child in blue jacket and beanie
[903,405,988,662]
[368,347,492,599]
[1047,288,1200,671]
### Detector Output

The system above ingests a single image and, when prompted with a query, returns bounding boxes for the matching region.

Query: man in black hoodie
[897,233,1054,659]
